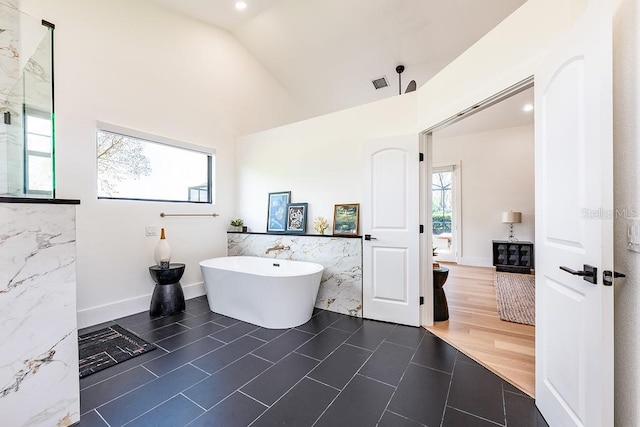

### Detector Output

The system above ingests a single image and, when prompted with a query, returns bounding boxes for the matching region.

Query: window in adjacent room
[96,126,214,203]
[24,109,53,196]
[432,165,457,261]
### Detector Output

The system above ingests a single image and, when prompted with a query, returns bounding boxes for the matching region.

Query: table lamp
[502,211,522,242]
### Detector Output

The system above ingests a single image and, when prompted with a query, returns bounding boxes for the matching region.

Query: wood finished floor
[425,263,536,397]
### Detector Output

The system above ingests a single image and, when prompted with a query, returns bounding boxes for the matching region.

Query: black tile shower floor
[78,295,548,427]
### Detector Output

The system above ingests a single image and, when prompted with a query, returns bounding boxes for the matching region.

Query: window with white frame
[96,127,214,203]
[24,109,53,196]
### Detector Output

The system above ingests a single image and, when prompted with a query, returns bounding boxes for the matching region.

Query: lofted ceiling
[148,0,528,121]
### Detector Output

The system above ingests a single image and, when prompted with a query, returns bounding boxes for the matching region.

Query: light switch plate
[146,225,158,237]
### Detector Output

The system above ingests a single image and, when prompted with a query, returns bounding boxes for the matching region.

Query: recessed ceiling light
[235,1,247,10]
[523,103,534,112]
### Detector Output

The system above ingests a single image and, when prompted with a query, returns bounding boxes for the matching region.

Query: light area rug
[494,272,535,326]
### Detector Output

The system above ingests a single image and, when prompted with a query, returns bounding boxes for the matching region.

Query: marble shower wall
[228,233,363,317]
[0,202,79,426]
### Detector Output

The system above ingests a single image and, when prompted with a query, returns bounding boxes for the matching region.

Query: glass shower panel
[0,3,54,198]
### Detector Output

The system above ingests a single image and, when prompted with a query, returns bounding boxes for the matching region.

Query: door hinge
[3,111,10,125]
[419,296,424,305]
[420,224,424,233]
[419,152,424,162]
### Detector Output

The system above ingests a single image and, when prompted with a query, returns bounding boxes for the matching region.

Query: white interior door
[535,2,613,426]
[362,134,420,326]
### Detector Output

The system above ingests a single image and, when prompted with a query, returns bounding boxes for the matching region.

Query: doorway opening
[420,78,536,396]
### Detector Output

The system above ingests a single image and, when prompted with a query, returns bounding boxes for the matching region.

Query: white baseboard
[77,281,206,329]
[458,257,493,268]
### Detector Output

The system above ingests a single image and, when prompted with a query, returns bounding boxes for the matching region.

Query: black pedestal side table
[149,263,186,317]
[433,266,450,321]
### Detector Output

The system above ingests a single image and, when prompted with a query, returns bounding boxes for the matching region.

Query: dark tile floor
[79,296,548,427]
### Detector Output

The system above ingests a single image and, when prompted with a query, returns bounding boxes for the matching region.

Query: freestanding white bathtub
[199,256,325,329]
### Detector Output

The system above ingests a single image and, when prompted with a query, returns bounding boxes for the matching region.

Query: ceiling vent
[371,76,389,90]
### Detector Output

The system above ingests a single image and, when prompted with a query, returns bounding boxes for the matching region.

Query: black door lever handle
[559,264,598,284]
[559,266,592,276]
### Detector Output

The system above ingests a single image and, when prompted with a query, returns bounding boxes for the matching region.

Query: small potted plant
[230,218,244,232]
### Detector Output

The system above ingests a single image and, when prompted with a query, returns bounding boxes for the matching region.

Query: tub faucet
[265,244,290,254]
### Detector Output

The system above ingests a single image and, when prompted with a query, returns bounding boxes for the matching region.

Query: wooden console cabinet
[492,240,534,274]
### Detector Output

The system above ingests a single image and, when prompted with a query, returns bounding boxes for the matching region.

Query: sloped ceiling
[148,0,527,120]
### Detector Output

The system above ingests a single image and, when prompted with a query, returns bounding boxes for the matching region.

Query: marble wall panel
[0,203,79,426]
[228,233,363,317]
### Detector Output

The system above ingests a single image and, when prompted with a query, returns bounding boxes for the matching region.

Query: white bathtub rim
[199,255,324,277]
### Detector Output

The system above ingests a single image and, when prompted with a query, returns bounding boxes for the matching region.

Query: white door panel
[363,134,420,326]
[535,2,613,426]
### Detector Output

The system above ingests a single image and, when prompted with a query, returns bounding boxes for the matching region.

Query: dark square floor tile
[315,374,394,427]
[184,354,272,409]
[114,311,154,328]
[505,391,549,427]
[330,315,364,333]
[346,319,395,350]
[251,378,338,427]
[308,344,372,390]
[130,394,203,426]
[79,410,109,427]
[296,327,351,360]
[448,360,504,425]
[456,350,482,367]
[80,365,156,414]
[185,298,212,315]
[79,347,168,390]
[411,332,457,373]
[388,363,451,427]
[504,380,529,397]
[127,312,193,334]
[192,335,265,374]
[252,329,314,363]
[212,314,241,327]
[249,327,288,342]
[155,321,226,352]
[188,392,266,427]
[96,364,208,426]
[385,324,426,349]
[144,337,223,376]
[241,352,319,406]
[443,407,500,427]
[211,320,260,343]
[296,310,342,334]
[177,311,222,328]
[136,322,190,343]
[378,411,425,427]
[359,341,414,386]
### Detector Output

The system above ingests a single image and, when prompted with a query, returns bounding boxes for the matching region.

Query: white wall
[18,0,300,327]
[237,94,418,232]
[433,125,534,266]
[613,0,640,425]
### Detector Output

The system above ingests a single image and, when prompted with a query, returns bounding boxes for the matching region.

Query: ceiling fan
[396,65,416,94]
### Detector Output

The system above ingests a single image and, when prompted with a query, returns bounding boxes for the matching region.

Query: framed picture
[267,191,291,233]
[286,203,308,234]
[333,203,359,236]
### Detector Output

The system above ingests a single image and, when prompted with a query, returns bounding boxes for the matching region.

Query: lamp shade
[501,211,522,224]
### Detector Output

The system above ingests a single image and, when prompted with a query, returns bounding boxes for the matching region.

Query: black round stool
[148,263,186,317]
[433,266,450,321]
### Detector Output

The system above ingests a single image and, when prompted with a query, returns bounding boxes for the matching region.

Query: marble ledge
[0,197,80,205]
[227,231,362,239]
